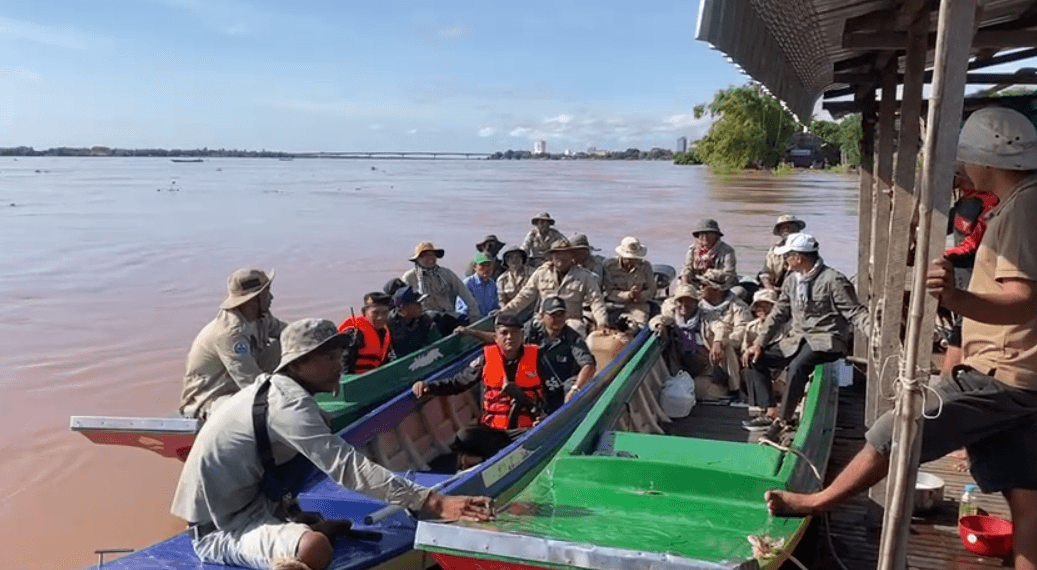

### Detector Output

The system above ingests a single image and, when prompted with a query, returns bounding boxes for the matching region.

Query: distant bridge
[296,151,491,160]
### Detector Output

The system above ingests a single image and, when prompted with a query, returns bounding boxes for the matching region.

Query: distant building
[534,140,547,155]
[676,137,688,153]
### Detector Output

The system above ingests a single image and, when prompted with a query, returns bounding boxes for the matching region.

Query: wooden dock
[811,380,1013,569]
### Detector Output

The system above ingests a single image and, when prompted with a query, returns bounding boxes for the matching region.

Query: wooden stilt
[876,1,976,568]
[855,91,877,374]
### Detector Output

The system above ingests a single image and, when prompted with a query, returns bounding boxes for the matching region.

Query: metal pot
[914,472,945,514]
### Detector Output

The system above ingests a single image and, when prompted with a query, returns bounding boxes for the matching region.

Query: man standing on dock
[180,268,285,420]
[764,107,1037,570]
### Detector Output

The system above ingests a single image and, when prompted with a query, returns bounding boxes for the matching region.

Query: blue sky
[0,1,751,152]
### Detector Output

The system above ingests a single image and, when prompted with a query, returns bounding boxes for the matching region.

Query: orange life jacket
[480,344,544,430]
[337,316,392,373]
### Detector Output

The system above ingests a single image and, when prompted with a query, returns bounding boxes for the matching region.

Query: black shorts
[866,367,1037,493]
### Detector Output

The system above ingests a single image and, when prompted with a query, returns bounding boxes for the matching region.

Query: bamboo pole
[876,1,976,568]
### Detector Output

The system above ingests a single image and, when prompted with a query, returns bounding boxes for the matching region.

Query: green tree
[837,114,864,168]
[808,120,841,145]
[692,84,799,170]
[673,146,702,165]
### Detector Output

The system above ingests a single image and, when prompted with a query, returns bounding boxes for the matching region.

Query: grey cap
[275,318,349,373]
[540,295,567,314]
[692,218,724,237]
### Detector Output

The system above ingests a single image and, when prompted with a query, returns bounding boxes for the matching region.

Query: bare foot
[764,490,821,517]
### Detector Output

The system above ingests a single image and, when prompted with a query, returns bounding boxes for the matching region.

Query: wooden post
[876,1,976,568]
[856,89,877,360]
[866,61,898,427]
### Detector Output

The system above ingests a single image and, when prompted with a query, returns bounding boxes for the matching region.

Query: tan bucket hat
[409,241,445,262]
[750,288,779,311]
[672,284,699,301]
[958,106,1037,170]
[275,318,350,373]
[531,212,556,225]
[698,269,729,290]
[772,214,806,236]
[220,268,275,310]
[615,236,648,259]
[547,238,577,253]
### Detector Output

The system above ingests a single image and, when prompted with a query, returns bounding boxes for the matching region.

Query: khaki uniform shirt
[760,244,790,287]
[757,263,870,357]
[655,299,727,346]
[580,255,606,289]
[521,228,565,263]
[180,310,285,419]
[402,265,481,320]
[603,258,657,307]
[171,373,431,528]
[497,267,532,306]
[680,240,739,288]
[699,293,751,348]
[962,176,1037,389]
[503,264,608,326]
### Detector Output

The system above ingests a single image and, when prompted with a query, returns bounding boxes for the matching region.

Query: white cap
[958,107,1037,171]
[774,233,819,255]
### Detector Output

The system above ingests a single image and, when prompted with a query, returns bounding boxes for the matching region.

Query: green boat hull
[416,335,840,570]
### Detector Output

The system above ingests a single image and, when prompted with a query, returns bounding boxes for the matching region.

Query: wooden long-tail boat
[92,328,651,570]
[414,334,841,570]
[70,315,497,461]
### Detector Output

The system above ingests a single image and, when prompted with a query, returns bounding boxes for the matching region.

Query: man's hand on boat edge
[424,492,495,522]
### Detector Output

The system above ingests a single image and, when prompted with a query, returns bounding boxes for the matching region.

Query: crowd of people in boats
[164,106,1037,570]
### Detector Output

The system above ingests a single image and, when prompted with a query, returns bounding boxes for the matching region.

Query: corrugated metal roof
[697,0,1037,121]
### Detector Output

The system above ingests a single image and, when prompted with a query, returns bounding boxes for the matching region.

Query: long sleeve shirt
[521,228,565,263]
[680,240,739,288]
[180,309,285,419]
[457,274,500,317]
[502,264,608,326]
[402,264,482,320]
[603,258,657,307]
[756,262,870,357]
[699,292,752,348]
[497,267,532,306]
[172,373,431,529]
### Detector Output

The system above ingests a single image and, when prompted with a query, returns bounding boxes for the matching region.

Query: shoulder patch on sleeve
[233,340,250,355]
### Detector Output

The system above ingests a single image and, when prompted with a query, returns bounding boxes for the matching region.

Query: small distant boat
[170,158,203,163]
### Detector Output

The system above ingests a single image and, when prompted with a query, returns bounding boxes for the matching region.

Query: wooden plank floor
[812,380,1014,569]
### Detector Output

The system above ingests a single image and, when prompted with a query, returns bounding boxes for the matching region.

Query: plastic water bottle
[959,484,979,519]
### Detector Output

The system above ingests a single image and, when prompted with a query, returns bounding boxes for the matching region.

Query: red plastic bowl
[959,515,1014,557]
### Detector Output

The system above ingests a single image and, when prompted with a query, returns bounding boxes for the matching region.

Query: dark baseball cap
[391,286,426,309]
[539,295,567,314]
[364,291,392,307]
[494,312,524,329]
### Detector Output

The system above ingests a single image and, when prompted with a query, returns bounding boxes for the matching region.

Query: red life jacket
[337,316,392,373]
[480,345,544,430]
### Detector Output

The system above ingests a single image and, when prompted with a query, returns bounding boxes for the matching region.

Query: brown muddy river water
[0,157,859,569]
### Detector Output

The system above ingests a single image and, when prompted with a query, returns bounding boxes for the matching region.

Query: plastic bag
[660,370,696,419]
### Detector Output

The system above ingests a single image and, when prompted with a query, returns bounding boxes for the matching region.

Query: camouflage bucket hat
[220,268,275,310]
[275,318,350,373]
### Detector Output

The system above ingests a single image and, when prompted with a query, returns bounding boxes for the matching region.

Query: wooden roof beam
[844,29,1037,50]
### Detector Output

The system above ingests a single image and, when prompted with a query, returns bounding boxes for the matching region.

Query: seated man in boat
[680,218,738,289]
[697,269,752,397]
[742,233,869,441]
[458,296,596,413]
[497,246,532,306]
[765,108,1037,570]
[172,318,493,570]
[412,313,549,468]
[571,234,605,288]
[740,288,788,421]
[758,214,807,291]
[387,286,442,357]
[502,238,608,336]
[603,236,657,326]
[457,252,500,319]
[180,268,285,421]
[401,241,481,333]
[650,284,717,385]
[337,292,393,374]
[521,212,565,266]
[464,234,506,280]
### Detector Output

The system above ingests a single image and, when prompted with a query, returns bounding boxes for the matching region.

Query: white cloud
[436,25,472,39]
[544,114,571,124]
[0,16,101,50]
[478,127,494,137]
[509,127,531,137]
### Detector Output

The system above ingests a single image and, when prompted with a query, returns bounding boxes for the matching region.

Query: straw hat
[570,234,600,251]
[531,212,556,225]
[958,107,1037,170]
[275,318,351,373]
[772,214,806,236]
[750,288,779,311]
[547,238,577,253]
[615,236,648,259]
[409,241,445,262]
[774,233,819,255]
[220,268,275,310]
[692,218,724,237]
